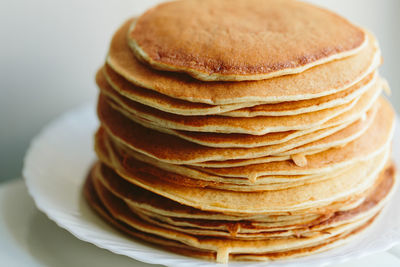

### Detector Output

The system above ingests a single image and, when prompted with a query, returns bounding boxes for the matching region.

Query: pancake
[100,77,380,135]
[86,166,320,222]
[101,89,352,135]
[99,135,321,191]
[136,86,379,148]
[128,0,366,81]
[193,100,393,179]
[102,65,264,116]
[85,162,394,263]
[89,162,396,222]
[97,122,393,189]
[101,104,362,149]
[192,110,375,168]
[97,139,390,213]
[131,206,329,234]
[93,159,395,221]
[83,175,219,261]
[85,178,379,263]
[104,104,375,168]
[222,72,377,117]
[130,202,379,240]
[138,117,362,149]
[107,19,380,104]
[102,64,377,117]
[119,170,393,239]
[94,165,381,246]
[96,94,385,166]
[98,118,391,192]
[96,129,363,191]
[95,100,393,184]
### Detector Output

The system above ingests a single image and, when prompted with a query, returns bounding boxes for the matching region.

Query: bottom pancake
[83,162,396,263]
[95,160,394,238]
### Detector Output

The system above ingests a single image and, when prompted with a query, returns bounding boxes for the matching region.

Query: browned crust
[129,0,366,80]
[93,160,394,231]
[83,164,386,261]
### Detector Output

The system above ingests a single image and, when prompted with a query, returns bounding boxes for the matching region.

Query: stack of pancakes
[84,0,397,263]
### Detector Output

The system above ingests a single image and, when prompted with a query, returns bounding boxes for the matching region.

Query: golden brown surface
[97,77,381,135]
[129,0,366,81]
[83,162,395,262]
[96,96,391,167]
[96,134,390,213]
[107,19,380,104]
[102,65,377,117]
[102,66,263,116]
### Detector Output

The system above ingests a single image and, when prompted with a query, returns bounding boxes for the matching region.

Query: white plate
[23,103,400,267]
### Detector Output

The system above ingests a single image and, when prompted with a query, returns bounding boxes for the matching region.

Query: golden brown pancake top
[128,0,366,81]
[109,19,379,104]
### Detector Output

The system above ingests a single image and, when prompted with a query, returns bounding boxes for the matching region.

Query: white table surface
[1,179,400,267]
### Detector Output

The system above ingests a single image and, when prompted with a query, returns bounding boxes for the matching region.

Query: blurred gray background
[0,0,399,182]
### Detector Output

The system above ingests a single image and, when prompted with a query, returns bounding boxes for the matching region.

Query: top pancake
[128,0,367,81]
[108,19,380,104]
